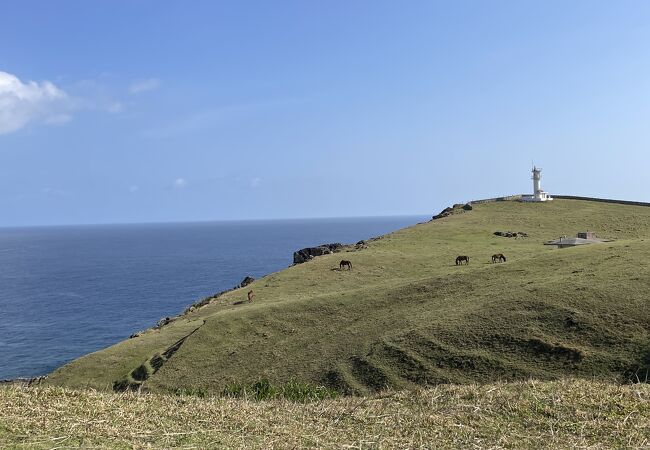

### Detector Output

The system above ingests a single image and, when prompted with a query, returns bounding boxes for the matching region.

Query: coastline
[0,376,46,387]
[0,215,427,380]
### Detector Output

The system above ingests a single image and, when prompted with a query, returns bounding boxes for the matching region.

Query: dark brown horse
[247,290,254,302]
[491,253,506,263]
[455,255,469,265]
[339,260,352,270]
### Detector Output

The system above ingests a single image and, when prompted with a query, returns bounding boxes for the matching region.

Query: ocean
[0,216,426,379]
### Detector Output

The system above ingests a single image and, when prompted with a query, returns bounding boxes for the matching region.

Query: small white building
[545,232,608,248]
[522,166,553,202]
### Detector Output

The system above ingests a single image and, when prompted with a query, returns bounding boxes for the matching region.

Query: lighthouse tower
[523,166,552,202]
[532,166,542,199]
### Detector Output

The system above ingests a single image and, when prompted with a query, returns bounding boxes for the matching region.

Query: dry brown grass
[2,379,648,449]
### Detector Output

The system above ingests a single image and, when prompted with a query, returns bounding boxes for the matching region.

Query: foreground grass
[2,380,648,448]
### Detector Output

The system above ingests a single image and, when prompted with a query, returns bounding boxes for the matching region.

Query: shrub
[222,379,337,402]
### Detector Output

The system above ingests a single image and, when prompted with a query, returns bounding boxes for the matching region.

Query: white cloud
[0,71,72,134]
[129,78,161,94]
[71,78,126,114]
[250,177,262,188]
[173,178,186,189]
[107,101,124,114]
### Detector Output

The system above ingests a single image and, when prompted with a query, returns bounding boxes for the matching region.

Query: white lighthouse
[523,166,552,202]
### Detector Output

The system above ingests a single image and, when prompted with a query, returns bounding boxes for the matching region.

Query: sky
[1,1,649,226]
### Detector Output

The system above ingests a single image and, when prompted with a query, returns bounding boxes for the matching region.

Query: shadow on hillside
[627,348,650,384]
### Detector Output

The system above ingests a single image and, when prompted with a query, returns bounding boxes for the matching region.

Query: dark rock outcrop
[293,243,344,264]
[431,207,455,221]
[155,317,173,329]
[431,202,474,221]
[238,276,255,288]
[494,231,528,238]
[0,376,47,387]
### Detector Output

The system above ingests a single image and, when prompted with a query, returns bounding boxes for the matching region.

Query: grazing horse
[455,255,469,265]
[491,253,506,263]
[339,260,352,270]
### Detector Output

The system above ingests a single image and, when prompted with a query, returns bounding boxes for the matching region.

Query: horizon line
[0,213,432,230]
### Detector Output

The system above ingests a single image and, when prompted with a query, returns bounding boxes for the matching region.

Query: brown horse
[455,255,469,265]
[247,290,254,302]
[339,260,352,270]
[491,253,506,263]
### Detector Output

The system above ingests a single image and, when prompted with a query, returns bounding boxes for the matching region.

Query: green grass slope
[47,199,650,394]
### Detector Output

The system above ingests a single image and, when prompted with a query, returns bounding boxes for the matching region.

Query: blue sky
[1,1,649,226]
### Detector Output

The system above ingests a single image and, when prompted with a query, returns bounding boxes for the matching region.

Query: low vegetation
[221,379,338,402]
[47,199,650,395]
[5,198,650,447]
[2,380,648,448]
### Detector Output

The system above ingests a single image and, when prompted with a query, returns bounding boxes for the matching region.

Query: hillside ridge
[46,198,650,394]
[466,193,650,208]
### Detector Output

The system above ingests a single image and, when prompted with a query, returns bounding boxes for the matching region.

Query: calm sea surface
[0,216,426,379]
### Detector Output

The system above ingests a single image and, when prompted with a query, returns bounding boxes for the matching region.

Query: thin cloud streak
[129,78,161,94]
[140,97,309,139]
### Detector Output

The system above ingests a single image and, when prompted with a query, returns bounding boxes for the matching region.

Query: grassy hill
[2,380,648,448]
[46,199,650,394]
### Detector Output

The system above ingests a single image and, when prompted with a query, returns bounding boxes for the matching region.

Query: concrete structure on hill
[522,166,553,202]
[545,232,608,248]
